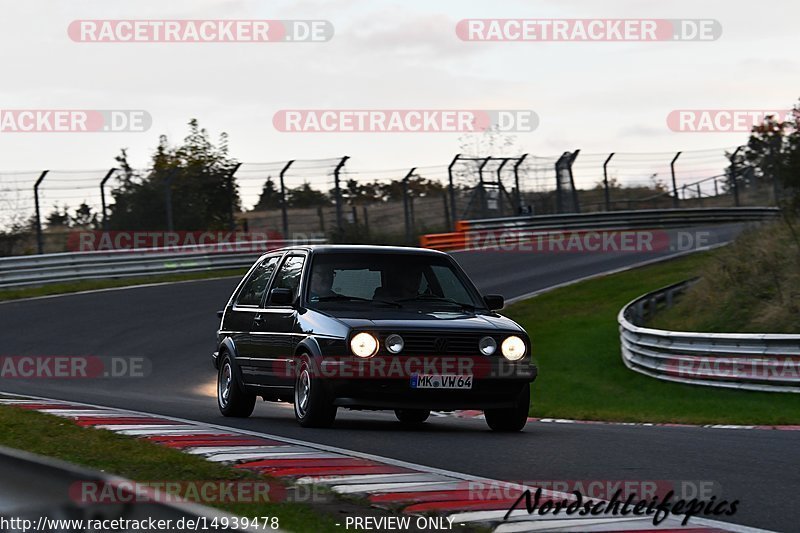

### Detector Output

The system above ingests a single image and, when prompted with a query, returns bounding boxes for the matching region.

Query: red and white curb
[442,410,800,432]
[0,394,771,533]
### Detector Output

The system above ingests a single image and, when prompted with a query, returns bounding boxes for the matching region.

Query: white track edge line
[0,390,774,533]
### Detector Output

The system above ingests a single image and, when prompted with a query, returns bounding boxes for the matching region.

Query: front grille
[377,331,498,356]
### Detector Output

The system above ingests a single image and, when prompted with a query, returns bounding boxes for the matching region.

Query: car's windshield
[305,253,484,310]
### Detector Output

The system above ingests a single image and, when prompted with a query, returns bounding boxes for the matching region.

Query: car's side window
[270,255,306,304]
[236,256,280,307]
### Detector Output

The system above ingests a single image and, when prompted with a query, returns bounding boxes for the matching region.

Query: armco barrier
[619,279,800,393]
[0,239,326,289]
[457,207,781,231]
[0,445,268,532]
[421,207,780,251]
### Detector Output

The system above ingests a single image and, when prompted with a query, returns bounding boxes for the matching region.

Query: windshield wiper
[314,295,402,308]
[315,294,368,302]
[395,295,478,311]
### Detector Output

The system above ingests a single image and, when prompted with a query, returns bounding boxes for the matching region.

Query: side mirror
[216,310,224,319]
[483,294,504,310]
[269,288,294,306]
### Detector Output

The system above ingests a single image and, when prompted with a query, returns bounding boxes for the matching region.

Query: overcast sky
[1,0,798,212]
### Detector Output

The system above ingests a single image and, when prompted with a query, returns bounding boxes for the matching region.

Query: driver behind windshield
[374,266,423,301]
[308,265,339,301]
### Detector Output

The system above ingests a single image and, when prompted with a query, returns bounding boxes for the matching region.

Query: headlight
[385,334,404,354]
[479,336,497,355]
[501,336,526,361]
[350,332,379,358]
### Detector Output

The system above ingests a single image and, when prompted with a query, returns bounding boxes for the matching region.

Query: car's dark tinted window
[236,255,280,306]
[271,255,305,302]
[429,264,473,303]
[306,253,483,309]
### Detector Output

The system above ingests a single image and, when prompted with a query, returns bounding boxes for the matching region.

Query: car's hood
[319,308,523,332]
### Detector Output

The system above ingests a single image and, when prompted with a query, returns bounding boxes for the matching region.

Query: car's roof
[264,244,447,257]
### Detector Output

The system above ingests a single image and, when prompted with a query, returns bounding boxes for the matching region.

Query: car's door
[249,253,307,388]
[224,253,282,384]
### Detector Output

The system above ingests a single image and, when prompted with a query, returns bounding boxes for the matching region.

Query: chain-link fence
[0,146,781,256]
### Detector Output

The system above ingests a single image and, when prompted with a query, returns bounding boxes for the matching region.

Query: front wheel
[395,409,430,425]
[484,383,530,432]
[294,355,337,428]
[217,353,256,417]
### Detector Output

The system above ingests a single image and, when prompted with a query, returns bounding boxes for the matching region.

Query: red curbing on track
[0,395,773,533]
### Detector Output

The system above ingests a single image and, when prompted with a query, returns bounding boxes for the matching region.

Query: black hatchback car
[213,245,537,431]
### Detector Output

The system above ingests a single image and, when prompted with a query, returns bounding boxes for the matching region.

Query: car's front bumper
[319,357,537,410]
[331,381,531,410]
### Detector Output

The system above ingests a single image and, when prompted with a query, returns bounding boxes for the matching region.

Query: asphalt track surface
[1,223,796,532]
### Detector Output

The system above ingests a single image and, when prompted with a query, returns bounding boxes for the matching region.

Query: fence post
[447,154,460,229]
[279,160,295,238]
[554,150,581,214]
[670,152,681,208]
[442,191,451,229]
[569,150,581,213]
[33,170,49,255]
[403,167,416,244]
[99,168,116,231]
[477,157,490,218]
[317,206,325,233]
[165,168,176,231]
[730,146,743,207]
[603,152,615,211]
[554,154,567,214]
[333,156,349,235]
[228,163,242,232]
[495,158,509,214]
[696,183,703,206]
[513,154,527,214]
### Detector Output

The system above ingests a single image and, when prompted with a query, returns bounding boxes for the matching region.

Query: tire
[217,353,256,418]
[294,355,337,428]
[484,383,530,432]
[394,409,430,425]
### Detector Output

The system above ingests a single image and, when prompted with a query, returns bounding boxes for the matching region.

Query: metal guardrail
[618,279,800,393]
[420,207,780,250]
[0,445,263,532]
[456,207,781,231]
[0,239,327,289]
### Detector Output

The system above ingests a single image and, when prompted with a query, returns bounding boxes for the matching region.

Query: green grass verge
[0,404,344,532]
[504,252,800,425]
[0,269,247,302]
[648,220,800,333]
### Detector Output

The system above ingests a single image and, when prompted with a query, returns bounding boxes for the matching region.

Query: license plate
[410,374,473,390]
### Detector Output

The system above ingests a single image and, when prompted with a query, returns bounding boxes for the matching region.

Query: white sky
[0,0,798,214]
